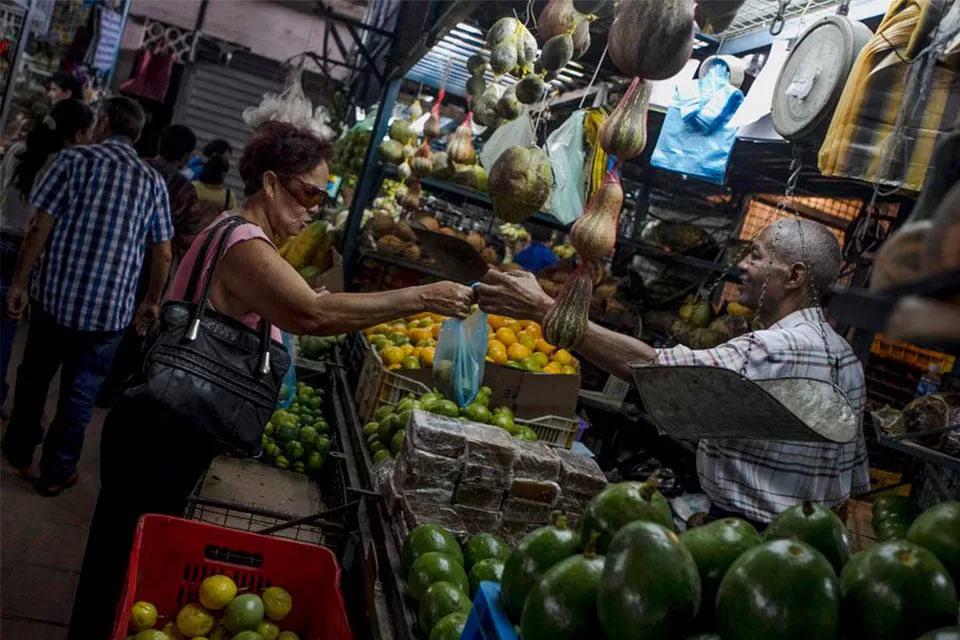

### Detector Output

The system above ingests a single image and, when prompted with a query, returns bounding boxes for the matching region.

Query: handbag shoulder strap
[184,215,244,302]
[192,215,246,312]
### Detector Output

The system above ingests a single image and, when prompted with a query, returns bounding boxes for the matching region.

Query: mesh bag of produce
[434,309,488,407]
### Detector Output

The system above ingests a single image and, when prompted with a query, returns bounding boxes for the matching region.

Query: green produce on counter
[520,534,605,640]
[906,500,960,588]
[262,383,330,476]
[764,501,851,575]
[598,521,701,640]
[403,525,465,572]
[464,533,511,571]
[408,552,470,602]
[469,558,505,596]
[580,478,673,554]
[419,582,471,637]
[428,611,470,640]
[501,515,583,621]
[716,539,839,640]
[298,334,345,361]
[839,540,958,640]
[679,518,761,625]
[872,495,920,541]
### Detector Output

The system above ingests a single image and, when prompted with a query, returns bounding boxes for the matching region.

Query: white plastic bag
[546,110,586,225]
[243,70,335,141]
[479,112,536,170]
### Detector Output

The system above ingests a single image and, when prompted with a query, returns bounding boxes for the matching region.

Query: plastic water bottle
[914,364,942,398]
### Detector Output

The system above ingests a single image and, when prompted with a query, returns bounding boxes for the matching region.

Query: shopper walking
[192,148,238,213]
[1,97,174,496]
[0,99,94,414]
[184,137,232,180]
[46,70,84,104]
[69,121,474,640]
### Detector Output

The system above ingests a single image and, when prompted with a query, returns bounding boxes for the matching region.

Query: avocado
[839,540,958,640]
[716,539,839,640]
[463,533,511,571]
[581,479,673,554]
[597,521,700,640]
[428,611,469,640]
[469,559,505,596]
[907,500,960,587]
[520,539,605,640]
[872,496,920,541]
[679,518,761,623]
[407,552,469,602]
[764,501,851,575]
[418,581,471,636]
[403,525,464,572]
[500,515,582,621]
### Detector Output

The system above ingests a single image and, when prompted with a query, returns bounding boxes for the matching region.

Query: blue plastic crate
[461,581,518,640]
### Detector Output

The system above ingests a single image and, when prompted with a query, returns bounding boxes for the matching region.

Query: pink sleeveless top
[168,212,283,342]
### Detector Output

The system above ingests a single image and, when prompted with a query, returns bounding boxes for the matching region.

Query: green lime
[298,426,318,448]
[129,601,158,632]
[390,430,406,456]
[274,455,290,470]
[257,620,281,640]
[176,603,215,637]
[315,435,331,452]
[373,449,391,463]
[199,574,237,610]
[264,422,275,436]
[513,426,538,441]
[434,400,460,418]
[463,403,491,424]
[305,451,324,473]
[283,441,305,461]
[313,419,329,434]
[292,461,306,473]
[363,422,379,437]
[223,593,264,633]
[490,413,514,431]
[262,586,293,621]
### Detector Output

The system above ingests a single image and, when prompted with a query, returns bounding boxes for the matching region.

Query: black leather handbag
[128,215,289,456]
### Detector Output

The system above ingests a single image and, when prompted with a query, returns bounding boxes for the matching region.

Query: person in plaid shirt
[2,97,174,496]
[478,218,869,527]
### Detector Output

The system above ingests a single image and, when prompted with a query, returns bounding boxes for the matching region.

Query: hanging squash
[410,143,434,178]
[543,264,594,349]
[447,115,476,165]
[608,0,696,80]
[599,77,652,162]
[569,171,624,259]
[488,146,553,223]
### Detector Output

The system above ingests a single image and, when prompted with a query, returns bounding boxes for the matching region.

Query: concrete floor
[1,324,106,639]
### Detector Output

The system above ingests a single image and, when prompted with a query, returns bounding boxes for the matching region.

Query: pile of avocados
[403,480,959,640]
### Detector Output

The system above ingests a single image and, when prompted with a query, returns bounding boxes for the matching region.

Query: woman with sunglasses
[68,121,475,639]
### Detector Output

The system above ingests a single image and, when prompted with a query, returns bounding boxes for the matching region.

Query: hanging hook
[770,0,791,35]
[837,0,851,16]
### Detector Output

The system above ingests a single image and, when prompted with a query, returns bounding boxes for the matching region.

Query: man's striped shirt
[30,136,173,331]
[657,307,870,522]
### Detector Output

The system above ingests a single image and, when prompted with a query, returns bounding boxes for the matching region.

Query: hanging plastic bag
[276,331,297,408]
[650,65,744,185]
[243,69,335,141]
[479,112,536,170]
[546,110,587,225]
[434,309,489,407]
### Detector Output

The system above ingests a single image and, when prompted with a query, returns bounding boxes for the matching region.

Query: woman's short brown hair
[239,122,332,197]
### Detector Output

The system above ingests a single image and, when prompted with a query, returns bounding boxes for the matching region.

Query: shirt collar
[103,135,134,147]
[770,306,825,330]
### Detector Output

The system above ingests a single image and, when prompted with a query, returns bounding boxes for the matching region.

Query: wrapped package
[453,482,505,510]
[500,520,541,545]
[402,493,465,533]
[557,492,591,526]
[396,439,462,489]
[514,440,562,482]
[502,497,553,524]
[456,505,503,534]
[509,479,561,506]
[461,462,513,489]
[407,409,467,458]
[462,422,518,468]
[556,448,607,495]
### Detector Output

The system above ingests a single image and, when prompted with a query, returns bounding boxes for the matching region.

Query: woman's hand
[476,269,553,323]
[420,281,476,318]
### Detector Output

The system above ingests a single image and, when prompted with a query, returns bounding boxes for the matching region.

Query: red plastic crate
[112,515,352,640]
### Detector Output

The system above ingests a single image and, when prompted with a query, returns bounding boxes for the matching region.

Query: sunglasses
[277,174,328,210]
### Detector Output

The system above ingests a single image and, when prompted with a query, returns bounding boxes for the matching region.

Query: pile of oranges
[363,313,579,375]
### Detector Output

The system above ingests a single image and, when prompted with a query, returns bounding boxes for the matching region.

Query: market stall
[101,0,960,639]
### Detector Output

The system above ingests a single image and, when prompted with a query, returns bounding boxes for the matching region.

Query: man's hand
[476,269,553,323]
[6,285,28,321]
[132,300,160,336]
[420,281,476,318]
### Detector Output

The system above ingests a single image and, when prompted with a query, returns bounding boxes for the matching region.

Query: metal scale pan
[630,364,859,443]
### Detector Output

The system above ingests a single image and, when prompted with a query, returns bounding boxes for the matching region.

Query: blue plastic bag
[434,310,489,407]
[276,331,297,408]
[651,66,744,185]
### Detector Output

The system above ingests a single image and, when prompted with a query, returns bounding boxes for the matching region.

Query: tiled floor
[1,324,106,639]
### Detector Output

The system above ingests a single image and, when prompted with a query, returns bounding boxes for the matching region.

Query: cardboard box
[483,364,581,421]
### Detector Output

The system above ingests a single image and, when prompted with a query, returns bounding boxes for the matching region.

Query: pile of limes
[263,382,331,475]
[127,575,298,640]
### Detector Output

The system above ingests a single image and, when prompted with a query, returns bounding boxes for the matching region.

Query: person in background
[478,219,869,529]
[46,71,83,104]
[69,121,475,640]
[512,223,558,273]
[0,99,94,416]
[183,137,232,180]
[1,97,174,497]
[192,149,237,213]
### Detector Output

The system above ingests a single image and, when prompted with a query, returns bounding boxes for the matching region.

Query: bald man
[478,219,869,527]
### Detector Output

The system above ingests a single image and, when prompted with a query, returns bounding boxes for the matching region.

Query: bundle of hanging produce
[541,260,602,349]
[599,0,696,165]
[488,145,553,223]
[443,113,488,192]
[536,0,598,65]
[486,17,539,77]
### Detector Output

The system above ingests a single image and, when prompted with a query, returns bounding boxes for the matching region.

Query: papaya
[840,540,958,640]
[284,221,326,270]
[580,478,672,554]
[407,552,469,602]
[463,533,511,571]
[917,629,960,640]
[679,518,761,623]
[403,524,463,572]
[418,582,471,636]
[469,559,504,596]
[500,515,582,621]
[597,521,700,640]
[520,534,605,640]
[716,539,840,640]
[763,501,851,575]
[906,500,960,587]
[428,612,469,640]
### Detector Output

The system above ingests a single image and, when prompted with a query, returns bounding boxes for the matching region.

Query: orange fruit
[488,315,508,330]
[431,324,442,338]
[507,343,532,361]
[517,331,537,351]
[381,346,405,366]
[531,352,549,367]
[412,346,424,359]
[420,347,436,367]
[552,349,573,366]
[390,324,408,336]
[495,328,518,347]
[401,344,416,356]
[367,324,390,336]
[561,364,578,375]
[542,362,562,374]
[525,323,543,340]
[506,321,523,335]
[409,328,433,343]
[387,363,402,371]
[535,338,556,356]
[487,341,508,364]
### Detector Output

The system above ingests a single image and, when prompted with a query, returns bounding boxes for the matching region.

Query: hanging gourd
[410,143,434,178]
[599,77,653,163]
[608,0,696,80]
[543,262,596,349]
[569,171,624,259]
[446,114,477,165]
